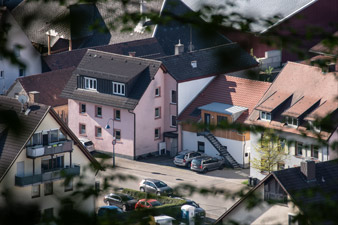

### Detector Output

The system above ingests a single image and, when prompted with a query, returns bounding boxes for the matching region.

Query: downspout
[237,132,246,168]
[129,110,136,159]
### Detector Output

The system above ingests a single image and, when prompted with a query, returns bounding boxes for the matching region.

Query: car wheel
[203,168,208,174]
[156,191,161,196]
[140,187,145,192]
[122,205,127,212]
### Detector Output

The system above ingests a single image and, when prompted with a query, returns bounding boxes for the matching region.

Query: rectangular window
[64,178,73,192]
[155,128,161,139]
[155,87,160,97]
[286,117,298,127]
[260,111,271,121]
[19,68,25,77]
[114,130,121,141]
[95,127,102,138]
[79,124,86,135]
[296,142,303,156]
[217,116,228,126]
[197,142,205,153]
[171,90,177,104]
[95,106,102,117]
[80,104,86,114]
[311,145,319,159]
[155,107,161,119]
[50,129,58,143]
[14,47,20,57]
[41,156,64,172]
[32,184,40,198]
[84,77,97,90]
[171,115,177,127]
[0,70,4,78]
[114,109,121,121]
[44,182,53,196]
[31,132,42,146]
[112,82,125,96]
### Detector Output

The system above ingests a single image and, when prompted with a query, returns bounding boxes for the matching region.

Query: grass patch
[242,180,249,185]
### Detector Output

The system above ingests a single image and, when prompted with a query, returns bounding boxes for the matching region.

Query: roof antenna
[188,24,194,52]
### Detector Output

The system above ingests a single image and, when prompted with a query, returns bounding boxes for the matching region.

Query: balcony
[26,140,73,158]
[15,165,80,187]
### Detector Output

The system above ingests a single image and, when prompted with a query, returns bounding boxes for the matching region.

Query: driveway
[95,155,250,222]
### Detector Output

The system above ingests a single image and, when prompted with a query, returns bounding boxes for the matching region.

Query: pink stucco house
[61,49,178,159]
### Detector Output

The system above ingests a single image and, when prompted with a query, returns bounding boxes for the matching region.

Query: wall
[134,69,177,157]
[328,127,338,160]
[0,112,96,215]
[222,184,299,225]
[177,76,215,115]
[0,12,41,94]
[250,131,329,180]
[68,99,135,158]
[181,131,249,166]
[53,104,68,124]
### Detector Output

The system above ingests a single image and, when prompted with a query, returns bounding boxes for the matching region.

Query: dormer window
[260,111,271,121]
[84,77,97,90]
[112,82,125,96]
[285,116,298,127]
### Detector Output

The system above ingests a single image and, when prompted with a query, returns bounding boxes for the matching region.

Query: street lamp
[105,118,116,167]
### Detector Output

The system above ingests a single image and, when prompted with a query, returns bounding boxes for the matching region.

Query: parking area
[95,155,250,221]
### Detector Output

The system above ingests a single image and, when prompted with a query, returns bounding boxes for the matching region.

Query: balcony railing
[26,140,73,158]
[15,165,80,187]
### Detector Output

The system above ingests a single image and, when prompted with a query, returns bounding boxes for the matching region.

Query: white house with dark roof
[0,96,99,217]
[246,62,338,180]
[0,7,41,94]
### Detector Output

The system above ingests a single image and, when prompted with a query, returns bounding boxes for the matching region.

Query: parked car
[173,151,203,167]
[79,137,95,152]
[103,193,137,211]
[135,199,162,209]
[173,197,206,219]
[139,178,173,196]
[97,205,124,220]
[191,156,225,173]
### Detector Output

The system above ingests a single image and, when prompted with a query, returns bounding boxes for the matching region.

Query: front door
[170,138,178,157]
[204,113,211,131]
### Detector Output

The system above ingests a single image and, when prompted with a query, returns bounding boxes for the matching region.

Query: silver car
[173,151,203,167]
[139,178,173,196]
[191,156,225,173]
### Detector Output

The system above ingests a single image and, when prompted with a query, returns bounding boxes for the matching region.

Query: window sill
[95,137,103,140]
[170,102,177,105]
[80,113,87,116]
[95,116,102,119]
[155,117,161,120]
[79,134,87,137]
[155,95,161,98]
[170,126,177,128]
[154,137,161,140]
[114,119,121,122]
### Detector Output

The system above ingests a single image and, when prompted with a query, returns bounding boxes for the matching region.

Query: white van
[79,138,95,152]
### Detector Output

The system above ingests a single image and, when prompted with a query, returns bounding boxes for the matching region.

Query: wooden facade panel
[201,110,233,124]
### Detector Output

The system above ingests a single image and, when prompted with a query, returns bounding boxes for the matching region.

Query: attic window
[191,60,197,68]
[260,111,271,121]
[285,116,298,127]
[84,77,97,90]
[112,82,125,96]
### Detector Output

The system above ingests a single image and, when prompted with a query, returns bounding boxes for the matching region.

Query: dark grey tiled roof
[154,0,231,55]
[157,43,258,81]
[273,160,338,211]
[42,38,166,71]
[0,96,49,180]
[61,49,162,110]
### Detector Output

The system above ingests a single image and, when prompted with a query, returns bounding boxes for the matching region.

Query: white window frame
[155,87,160,97]
[171,115,177,127]
[286,116,298,127]
[112,82,125,96]
[84,77,97,90]
[260,111,271,121]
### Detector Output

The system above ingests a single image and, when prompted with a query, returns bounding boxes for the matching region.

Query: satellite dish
[18,95,28,104]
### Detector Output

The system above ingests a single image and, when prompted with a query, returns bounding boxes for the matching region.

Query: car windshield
[85,141,93,146]
[121,195,133,201]
[176,154,184,159]
[154,181,167,188]
[150,201,162,207]
[192,159,202,164]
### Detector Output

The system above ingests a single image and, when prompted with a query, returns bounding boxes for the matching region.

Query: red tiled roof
[309,31,338,56]
[256,91,291,113]
[282,96,320,118]
[246,62,338,139]
[178,75,271,123]
[16,67,75,107]
[305,100,337,121]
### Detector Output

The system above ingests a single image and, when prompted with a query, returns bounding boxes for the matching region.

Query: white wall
[250,131,329,180]
[0,12,41,94]
[178,76,215,115]
[182,131,248,166]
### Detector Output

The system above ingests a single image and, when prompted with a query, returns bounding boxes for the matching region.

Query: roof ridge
[17,66,76,81]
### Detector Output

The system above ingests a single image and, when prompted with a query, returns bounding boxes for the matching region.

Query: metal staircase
[198,132,241,169]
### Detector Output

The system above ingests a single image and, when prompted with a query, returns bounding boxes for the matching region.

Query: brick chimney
[29,91,40,103]
[301,160,316,181]
[175,40,184,55]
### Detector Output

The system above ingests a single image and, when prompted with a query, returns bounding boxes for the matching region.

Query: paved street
[95,155,250,221]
